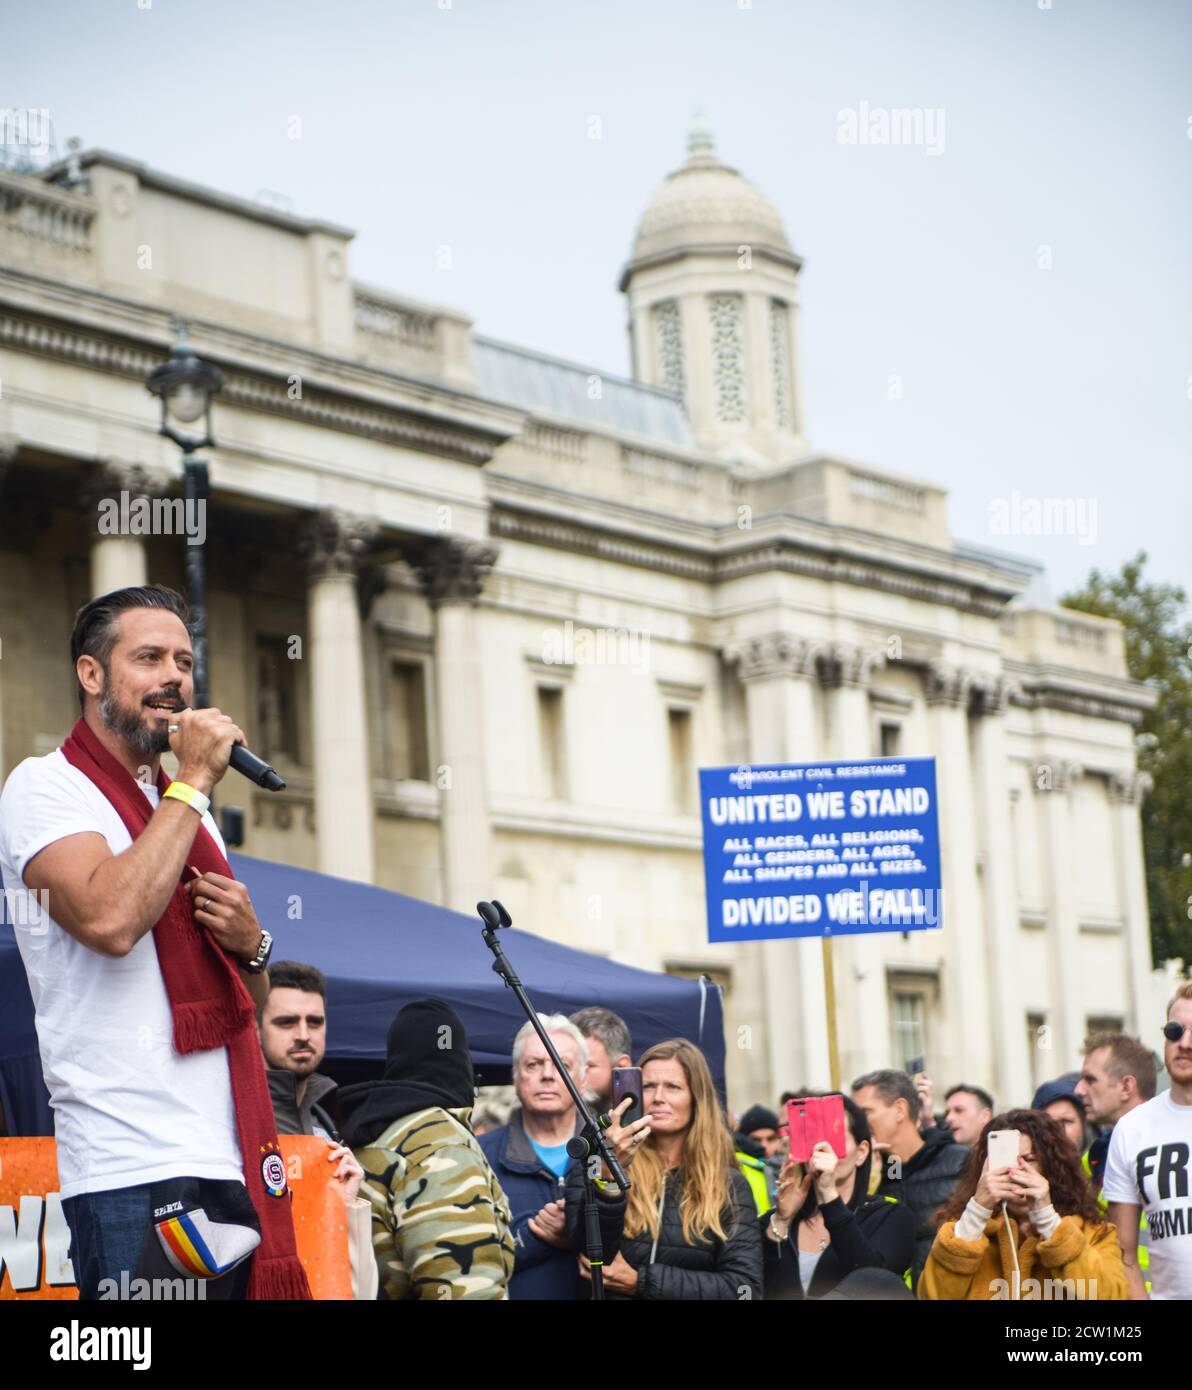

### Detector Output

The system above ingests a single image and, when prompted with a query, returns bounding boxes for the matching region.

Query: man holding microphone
[0,585,309,1300]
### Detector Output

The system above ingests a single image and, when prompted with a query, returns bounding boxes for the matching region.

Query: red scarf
[61,718,311,1301]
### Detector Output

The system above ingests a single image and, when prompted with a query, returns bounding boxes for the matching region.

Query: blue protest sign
[699,758,942,942]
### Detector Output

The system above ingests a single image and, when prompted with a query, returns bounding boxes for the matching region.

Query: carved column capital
[724,632,819,682]
[924,660,974,708]
[1108,769,1152,806]
[405,536,497,607]
[79,458,172,515]
[818,641,885,689]
[299,509,379,581]
[969,672,1016,717]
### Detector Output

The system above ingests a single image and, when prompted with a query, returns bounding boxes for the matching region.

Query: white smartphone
[987,1128,1021,1172]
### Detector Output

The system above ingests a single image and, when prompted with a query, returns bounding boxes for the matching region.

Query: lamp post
[146,318,222,708]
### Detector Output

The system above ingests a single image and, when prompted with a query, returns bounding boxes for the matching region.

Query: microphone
[166,706,287,792]
[476,900,512,929]
[229,743,286,792]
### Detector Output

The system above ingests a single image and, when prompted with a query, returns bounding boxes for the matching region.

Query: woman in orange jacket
[918,1108,1126,1301]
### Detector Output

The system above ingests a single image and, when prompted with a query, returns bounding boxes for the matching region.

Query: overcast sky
[5,0,1189,601]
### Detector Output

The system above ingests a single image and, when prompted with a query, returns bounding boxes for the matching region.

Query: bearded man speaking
[0,585,310,1300]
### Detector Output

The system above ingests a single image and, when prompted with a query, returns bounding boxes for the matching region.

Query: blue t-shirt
[530,1138,571,1179]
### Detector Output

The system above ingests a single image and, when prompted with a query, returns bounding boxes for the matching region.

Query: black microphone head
[477,901,501,928]
[491,899,512,928]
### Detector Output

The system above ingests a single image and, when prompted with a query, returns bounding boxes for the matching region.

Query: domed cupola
[620,115,806,464]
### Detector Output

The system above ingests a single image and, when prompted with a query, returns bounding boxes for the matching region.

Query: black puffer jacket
[874,1127,968,1287]
[565,1163,763,1300]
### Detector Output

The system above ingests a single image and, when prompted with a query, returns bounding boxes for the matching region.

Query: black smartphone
[611,1067,643,1127]
[906,1055,926,1076]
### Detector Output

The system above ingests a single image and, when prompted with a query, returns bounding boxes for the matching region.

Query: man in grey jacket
[853,1069,968,1288]
[259,959,341,1140]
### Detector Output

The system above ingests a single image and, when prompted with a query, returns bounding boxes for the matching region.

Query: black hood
[339,999,475,1150]
[902,1122,961,1175]
[733,1132,767,1161]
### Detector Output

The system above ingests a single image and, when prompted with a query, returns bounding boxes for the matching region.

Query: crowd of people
[255,955,1192,1302]
[2,583,1190,1304]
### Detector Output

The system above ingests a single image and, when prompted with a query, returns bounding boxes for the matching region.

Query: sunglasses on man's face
[1162,1021,1192,1043]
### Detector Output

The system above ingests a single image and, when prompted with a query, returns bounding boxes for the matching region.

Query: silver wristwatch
[243,929,273,974]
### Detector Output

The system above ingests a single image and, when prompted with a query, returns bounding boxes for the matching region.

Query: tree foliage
[1062,552,1192,967]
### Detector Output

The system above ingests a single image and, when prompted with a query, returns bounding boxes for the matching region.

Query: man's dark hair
[569,1006,632,1064]
[945,1083,995,1114]
[69,585,192,710]
[851,1068,920,1126]
[266,960,327,1000]
[1082,1032,1158,1102]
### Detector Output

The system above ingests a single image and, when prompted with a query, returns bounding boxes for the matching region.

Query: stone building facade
[0,125,1165,1108]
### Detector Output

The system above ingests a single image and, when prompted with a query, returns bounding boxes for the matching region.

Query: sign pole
[822,936,841,1091]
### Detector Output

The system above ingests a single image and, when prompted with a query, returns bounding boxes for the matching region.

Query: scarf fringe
[247,1254,313,1301]
[173,997,255,1055]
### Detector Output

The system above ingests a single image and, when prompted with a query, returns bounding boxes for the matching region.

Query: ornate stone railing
[847,468,926,513]
[353,286,437,352]
[0,169,94,256]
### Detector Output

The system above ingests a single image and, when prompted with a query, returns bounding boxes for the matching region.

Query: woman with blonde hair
[564,1038,762,1298]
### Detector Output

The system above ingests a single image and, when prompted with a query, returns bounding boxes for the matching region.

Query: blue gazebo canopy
[1,853,725,1136]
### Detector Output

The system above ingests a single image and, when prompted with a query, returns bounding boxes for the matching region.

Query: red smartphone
[786,1095,847,1163]
[612,1067,643,1126]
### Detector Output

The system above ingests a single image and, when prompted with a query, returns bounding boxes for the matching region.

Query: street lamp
[146,318,222,708]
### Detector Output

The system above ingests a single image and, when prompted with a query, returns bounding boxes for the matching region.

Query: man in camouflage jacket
[339,999,514,1299]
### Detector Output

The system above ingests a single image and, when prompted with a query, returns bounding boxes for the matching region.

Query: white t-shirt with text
[0,749,244,1199]
[1102,1089,1192,1300]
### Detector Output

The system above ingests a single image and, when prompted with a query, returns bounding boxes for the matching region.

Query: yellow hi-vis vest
[1082,1147,1149,1286]
[735,1152,772,1217]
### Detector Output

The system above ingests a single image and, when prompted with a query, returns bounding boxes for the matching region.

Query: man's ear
[76,654,104,702]
[615,1055,633,1069]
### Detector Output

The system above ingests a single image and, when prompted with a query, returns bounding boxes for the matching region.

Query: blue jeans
[63,1182,250,1301]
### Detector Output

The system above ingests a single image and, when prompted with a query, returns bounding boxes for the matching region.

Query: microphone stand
[477,899,630,1302]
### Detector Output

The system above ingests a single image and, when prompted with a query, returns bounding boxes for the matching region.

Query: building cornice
[487,473,1029,618]
[0,273,524,465]
[1004,659,1157,727]
[618,241,803,291]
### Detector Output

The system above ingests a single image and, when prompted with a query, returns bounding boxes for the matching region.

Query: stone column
[925,662,991,1083]
[970,677,1031,1105]
[407,537,497,913]
[1108,770,1154,1034]
[299,510,377,883]
[80,461,164,596]
[726,633,830,1096]
[821,643,887,1081]
[1033,757,1085,1068]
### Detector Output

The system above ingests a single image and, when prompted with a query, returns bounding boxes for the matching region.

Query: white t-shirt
[1102,1090,1192,1300]
[0,749,244,1199]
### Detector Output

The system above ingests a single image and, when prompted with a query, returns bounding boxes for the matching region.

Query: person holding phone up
[919,1109,1127,1300]
[564,1039,763,1299]
[763,1094,914,1300]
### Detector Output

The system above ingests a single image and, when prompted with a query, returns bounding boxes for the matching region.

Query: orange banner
[0,1136,352,1300]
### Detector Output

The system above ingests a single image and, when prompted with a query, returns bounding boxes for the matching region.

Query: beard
[97,671,175,758]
